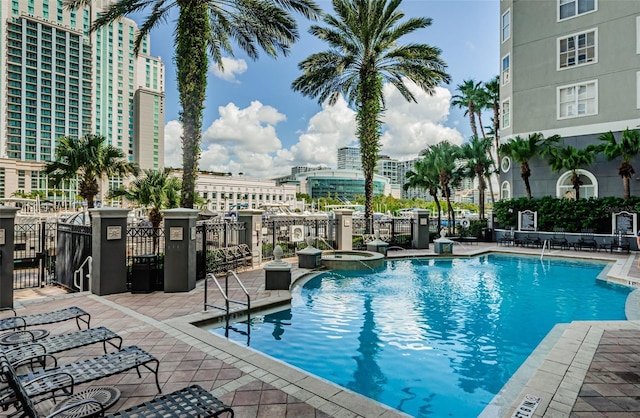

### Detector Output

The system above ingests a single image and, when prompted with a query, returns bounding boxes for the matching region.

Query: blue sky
[135,0,499,178]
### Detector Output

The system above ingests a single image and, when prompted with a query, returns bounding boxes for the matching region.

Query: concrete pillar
[162,208,199,292]
[237,209,263,267]
[0,207,20,308]
[334,209,353,251]
[90,207,130,296]
[412,209,430,249]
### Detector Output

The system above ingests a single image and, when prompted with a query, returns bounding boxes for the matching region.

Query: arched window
[501,156,511,173]
[501,181,511,200]
[556,169,598,199]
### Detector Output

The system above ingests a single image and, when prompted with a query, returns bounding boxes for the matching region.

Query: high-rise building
[337,146,361,171]
[499,0,640,200]
[0,1,165,199]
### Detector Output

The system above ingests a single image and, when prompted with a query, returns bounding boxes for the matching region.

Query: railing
[540,240,548,260]
[73,256,92,292]
[204,271,251,343]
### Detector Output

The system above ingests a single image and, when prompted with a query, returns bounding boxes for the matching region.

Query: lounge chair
[0,345,160,407]
[549,228,568,250]
[1,355,234,417]
[1,327,122,368]
[574,229,597,251]
[498,230,515,246]
[0,307,90,332]
[519,235,542,248]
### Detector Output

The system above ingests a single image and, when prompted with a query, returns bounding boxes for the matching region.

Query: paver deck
[4,242,640,417]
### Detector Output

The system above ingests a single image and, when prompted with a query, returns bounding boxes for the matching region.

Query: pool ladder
[204,271,251,343]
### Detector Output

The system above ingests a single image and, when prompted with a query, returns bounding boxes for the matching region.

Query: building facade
[0,1,165,201]
[499,0,640,199]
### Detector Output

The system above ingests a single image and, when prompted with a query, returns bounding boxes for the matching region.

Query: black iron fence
[126,225,165,291]
[352,218,414,250]
[13,221,57,290]
[261,218,337,260]
[196,220,247,280]
[55,223,92,291]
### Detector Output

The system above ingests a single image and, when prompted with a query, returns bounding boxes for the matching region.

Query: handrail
[540,240,548,260]
[73,256,92,292]
[204,271,251,342]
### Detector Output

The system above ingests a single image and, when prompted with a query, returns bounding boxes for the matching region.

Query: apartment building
[0,1,164,200]
[499,0,640,199]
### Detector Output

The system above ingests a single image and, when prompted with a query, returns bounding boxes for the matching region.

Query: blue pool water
[210,254,631,417]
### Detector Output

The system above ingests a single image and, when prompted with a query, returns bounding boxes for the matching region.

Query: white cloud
[210,57,248,83]
[163,120,183,168]
[163,81,463,178]
[288,96,357,167]
[379,82,464,160]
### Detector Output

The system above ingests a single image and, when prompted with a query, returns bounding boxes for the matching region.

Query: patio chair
[0,345,160,408]
[0,307,90,332]
[1,354,234,418]
[574,229,597,251]
[549,228,569,250]
[1,326,122,369]
[520,235,542,248]
[498,230,515,246]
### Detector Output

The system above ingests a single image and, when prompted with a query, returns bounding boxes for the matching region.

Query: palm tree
[109,169,181,228]
[543,143,599,200]
[404,158,441,228]
[499,133,560,199]
[291,0,450,223]
[423,141,461,234]
[598,128,640,201]
[45,134,138,209]
[66,0,321,209]
[451,79,483,138]
[460,136,493,219]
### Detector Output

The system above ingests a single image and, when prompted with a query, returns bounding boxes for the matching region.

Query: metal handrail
[73,256,92,292]
[540,240,548,260]
[204,271,251,341]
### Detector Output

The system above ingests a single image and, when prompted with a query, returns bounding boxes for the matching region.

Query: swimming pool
[209,254,632,417]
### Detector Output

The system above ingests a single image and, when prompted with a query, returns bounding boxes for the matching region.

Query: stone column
[412,209,430,249]
[90,207,130,296]
[162,208,199,292]
[237,209,264,267]
[334,209,353,251]
[0,207,20,308]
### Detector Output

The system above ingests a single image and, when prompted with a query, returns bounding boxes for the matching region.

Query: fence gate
[13,221,56,289]
[55,224,92,291]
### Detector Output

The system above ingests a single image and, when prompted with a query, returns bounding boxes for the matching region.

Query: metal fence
[196,220,247,280]
[126,225,165,291]
[12,221,57,289]
[55,223,92,291]
[352,218,414,250]
[261,218,337,260]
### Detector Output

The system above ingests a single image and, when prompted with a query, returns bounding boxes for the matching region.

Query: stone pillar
[264,245,291,290]
[90,207,130,296]
[237,209,263,267]
[412,209,430,249]
[334,209,353,251]
[162,208,199,292]
[0,207,20,308]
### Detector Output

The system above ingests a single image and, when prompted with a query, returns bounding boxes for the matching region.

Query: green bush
[494,196,640,233]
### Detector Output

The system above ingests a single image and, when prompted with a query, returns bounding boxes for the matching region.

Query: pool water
[210,254,632,417]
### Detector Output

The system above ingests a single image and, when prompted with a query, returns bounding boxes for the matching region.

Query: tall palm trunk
[476,111,486,139]
[521,162,532,199]
[468,102,478,138]
[358,70,382,231]
[176,2,210,209]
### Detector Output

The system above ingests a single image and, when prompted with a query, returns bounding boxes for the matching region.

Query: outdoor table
[0,329,50,346]
[48,386,121,418]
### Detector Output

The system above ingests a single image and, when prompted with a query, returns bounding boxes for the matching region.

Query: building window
[637,16,640,54]
[556,169,597,199]
[557,80,597,119]
[637,71,640,109]
[558,29,596,69]
[501,156,511,173]
[502,99,510,128]
[501,181,511,200]
[559,0,595,20]
[502,54,510,85]
[501,9,510,42]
